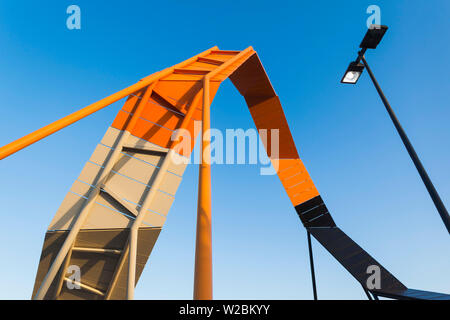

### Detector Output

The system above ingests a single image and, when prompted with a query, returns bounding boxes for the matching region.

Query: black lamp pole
[358,52,450,234]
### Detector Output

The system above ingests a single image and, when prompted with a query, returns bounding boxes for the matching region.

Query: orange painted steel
[228,53,320,206]
[194,78,213,300]
[192,47,257,300]
[108,48,256,156]
[0,46,218,160]
[0,46,319,207]
[124,83,156,133]
[170,87,204,151]
[7,46,326,300]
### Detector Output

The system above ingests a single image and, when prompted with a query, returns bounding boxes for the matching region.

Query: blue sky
[0,1,449,299]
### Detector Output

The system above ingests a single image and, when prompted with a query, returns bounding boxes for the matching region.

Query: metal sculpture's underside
[30,47,449,300]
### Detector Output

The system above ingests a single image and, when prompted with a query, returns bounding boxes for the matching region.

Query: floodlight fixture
[341,61,364,84]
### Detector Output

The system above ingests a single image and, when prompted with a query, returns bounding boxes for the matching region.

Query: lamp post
[341,25,450,234]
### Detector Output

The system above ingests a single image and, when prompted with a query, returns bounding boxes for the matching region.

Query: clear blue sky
[0,1,448,299]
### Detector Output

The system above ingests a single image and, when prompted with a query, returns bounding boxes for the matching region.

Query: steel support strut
[193,77,213,300]
[191,47,253,300]
[361,284,373,300]
[307,231,318,300]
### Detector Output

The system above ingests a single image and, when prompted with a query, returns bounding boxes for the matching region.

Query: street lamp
[341,24,450,234]
[341,61,364,84]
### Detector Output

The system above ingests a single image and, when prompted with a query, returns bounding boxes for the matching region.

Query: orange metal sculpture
[1,46,448,301]
[0,46,322,299]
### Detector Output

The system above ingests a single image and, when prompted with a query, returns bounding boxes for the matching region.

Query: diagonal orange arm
[0,46,218,160]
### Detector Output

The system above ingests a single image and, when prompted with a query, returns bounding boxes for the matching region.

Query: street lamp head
[341,61,364,84]
[340,24,388,84]
[360,25,388,49]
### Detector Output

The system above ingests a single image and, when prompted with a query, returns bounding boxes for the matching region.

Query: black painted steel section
[307,231,318,300]
[307,226,407,293]
[304,225,450,300]
[361,284,373,300]
[295,196,335,228]
[373,288,450,300]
